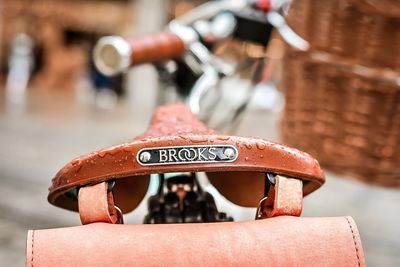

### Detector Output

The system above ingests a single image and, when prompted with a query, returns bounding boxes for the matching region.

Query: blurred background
[0,0,399,266]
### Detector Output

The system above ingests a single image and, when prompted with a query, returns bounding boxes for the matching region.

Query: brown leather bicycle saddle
[48,104,324,213]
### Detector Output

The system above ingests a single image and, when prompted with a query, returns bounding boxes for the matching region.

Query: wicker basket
[287,0,400,71]
[280,0,400,187]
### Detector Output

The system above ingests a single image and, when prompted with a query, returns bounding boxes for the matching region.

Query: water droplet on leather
[190,136,208,143]
[179,135,188,140]
[245,157,249,161]
[244,142,252,149]
[123,146,133,152]
[217,136,230,141]
[256,142,266,150]
[71,159,81,166]
[259,155,264,158]
[99,145,121,158]
[76,165,82,173]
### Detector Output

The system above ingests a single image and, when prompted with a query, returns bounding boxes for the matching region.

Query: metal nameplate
[137,145,238,166]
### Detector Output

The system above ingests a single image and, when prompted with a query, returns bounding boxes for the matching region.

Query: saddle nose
[48,104,324,213]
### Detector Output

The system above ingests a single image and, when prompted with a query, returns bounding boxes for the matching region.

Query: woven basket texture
[281,0,400,187]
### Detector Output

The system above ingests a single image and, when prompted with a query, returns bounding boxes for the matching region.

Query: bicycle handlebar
[94,32,186,76]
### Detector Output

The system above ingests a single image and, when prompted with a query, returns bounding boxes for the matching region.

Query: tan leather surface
[127,32,185,66]
[261,175,303,218]
[78,182,118,225]
[27,216,365,267]
[49,104,325,212]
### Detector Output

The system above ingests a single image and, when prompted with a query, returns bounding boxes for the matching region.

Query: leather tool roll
[27,216,365,267]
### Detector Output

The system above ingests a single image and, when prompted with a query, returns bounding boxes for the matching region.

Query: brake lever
[266,11,309,51]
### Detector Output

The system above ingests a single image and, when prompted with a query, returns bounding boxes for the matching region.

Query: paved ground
[0,73,399,266]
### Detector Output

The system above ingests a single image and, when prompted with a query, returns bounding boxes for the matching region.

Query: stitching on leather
[345,217,361,267]
[30,230,34,267]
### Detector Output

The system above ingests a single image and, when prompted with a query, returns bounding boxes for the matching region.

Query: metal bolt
[224,148,235,159]
[139,152,151,163]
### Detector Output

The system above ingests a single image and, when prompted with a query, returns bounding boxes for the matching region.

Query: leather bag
[27,104,365,266]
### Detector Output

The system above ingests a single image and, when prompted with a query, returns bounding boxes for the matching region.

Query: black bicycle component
[229,7,273,46]
[144,173,233,224]
[264,172,276,196]
[174,60,202,98]
[64,180,115,201]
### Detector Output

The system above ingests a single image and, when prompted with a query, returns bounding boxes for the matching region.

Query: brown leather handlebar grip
[127,32,186,66]
[94,32,186,76]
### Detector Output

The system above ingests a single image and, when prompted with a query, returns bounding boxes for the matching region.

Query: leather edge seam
[345,217,361,267]
[30,230,34,267]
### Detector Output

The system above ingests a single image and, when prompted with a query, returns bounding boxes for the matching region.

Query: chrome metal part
[93,36,132,76]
